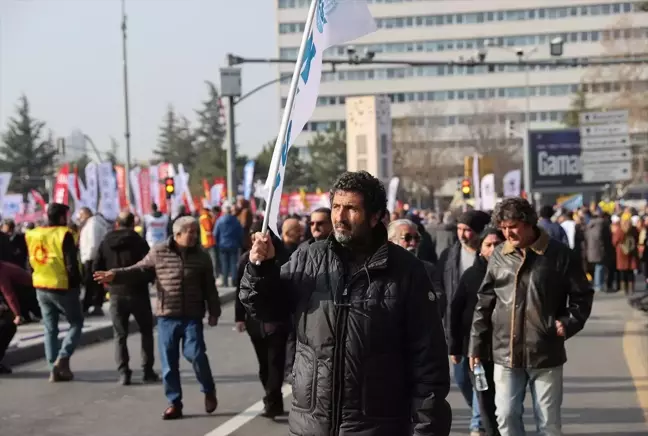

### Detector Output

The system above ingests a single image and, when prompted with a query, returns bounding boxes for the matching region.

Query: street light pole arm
[235,76,289,105]
[82,134,104,162]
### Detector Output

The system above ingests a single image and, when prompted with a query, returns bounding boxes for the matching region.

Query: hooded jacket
[93,228,151,296]
[240,223,451,436]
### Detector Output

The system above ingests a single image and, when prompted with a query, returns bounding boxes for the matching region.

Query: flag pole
[260,0,319,237]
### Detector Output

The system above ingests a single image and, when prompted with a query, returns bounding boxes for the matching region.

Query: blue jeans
[219,248,239,286]
[157,317,215,406]
[493,364,563,436]
[36,288,84,368]
[593,263,606,292]
[453,357,482,431]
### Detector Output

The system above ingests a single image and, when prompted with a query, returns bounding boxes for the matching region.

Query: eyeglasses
[401,233,420,243]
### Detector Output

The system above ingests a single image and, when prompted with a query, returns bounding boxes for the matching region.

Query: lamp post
[480,37,565,202]
[121,0,132,199]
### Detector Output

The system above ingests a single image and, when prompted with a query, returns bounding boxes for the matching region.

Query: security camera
[515,48,524,57]
[364,49,375,60]
[346,46,356,56]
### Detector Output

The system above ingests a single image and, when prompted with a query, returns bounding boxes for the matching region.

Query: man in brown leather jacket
[469,197,593,436]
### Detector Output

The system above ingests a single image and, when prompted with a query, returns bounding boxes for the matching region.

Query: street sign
[580,149,632,163]
[579,109,628,125]
[580,124,629,137]
[578,109,632,184]
[220,67,242,97]
[580,135,631,150]
[581,161,632,183]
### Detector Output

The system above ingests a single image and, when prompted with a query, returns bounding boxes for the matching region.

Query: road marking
[622,318,648,424]
[204,384,292,436]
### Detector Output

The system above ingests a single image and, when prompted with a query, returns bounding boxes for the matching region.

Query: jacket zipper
[509,250,525,367]
[330,269,363,436]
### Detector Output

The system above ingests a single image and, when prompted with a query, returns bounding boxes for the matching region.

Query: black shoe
[119,371,132,386]
[143,370,160,383]
[87,307,104,317]
[162,405,183,420]
[260,406,285,419]
[0,363,12,374]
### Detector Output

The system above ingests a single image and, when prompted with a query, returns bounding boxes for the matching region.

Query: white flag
[503,170,522,197]
[480,173,496,211]
[263,0,376,235]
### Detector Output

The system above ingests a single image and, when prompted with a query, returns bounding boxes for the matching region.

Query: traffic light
[461,178,472,199]
[164,177,175,199]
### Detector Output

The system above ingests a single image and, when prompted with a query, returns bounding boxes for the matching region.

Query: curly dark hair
[330,171,387,218]
[491,197,538,227]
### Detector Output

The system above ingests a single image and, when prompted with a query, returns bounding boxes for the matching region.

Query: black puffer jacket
[240,224,451,436]
[469,230,594,369]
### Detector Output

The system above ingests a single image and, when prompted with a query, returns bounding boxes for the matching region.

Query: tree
[0,95,57,193]
[463,100,522,187]
[563,86,590,128]
[191,82,229,188]
[253,139,312,193]
[307,129,346,189]
[153,105,196,169]
[392,106,458,203]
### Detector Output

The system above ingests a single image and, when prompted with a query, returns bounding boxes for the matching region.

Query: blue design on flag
[274,121,293,189]
[316,0,328,32]
[300,33,317,84]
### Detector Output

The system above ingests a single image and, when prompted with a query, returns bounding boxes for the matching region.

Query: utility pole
[121,0,132,201]
[220,64,242,203]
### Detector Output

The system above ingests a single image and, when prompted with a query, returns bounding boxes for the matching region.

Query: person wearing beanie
[433,208,490,436]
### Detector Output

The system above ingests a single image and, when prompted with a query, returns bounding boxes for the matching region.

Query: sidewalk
[5,287,236,366]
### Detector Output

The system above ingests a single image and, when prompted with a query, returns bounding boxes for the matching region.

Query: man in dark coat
[241,171,451,436]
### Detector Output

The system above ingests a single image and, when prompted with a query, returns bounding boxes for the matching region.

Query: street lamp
[120,0,132,200]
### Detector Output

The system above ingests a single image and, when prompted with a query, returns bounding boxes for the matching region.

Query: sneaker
[51,357,74,382]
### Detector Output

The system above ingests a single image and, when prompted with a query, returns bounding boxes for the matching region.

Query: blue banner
[242,160,255,200]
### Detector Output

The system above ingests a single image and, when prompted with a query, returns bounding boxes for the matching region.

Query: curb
[5,290,237,367]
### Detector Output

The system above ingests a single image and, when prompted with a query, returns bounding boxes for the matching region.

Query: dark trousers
[0,311,17,361]
[285,328,296,378]
[470,361,500,436]
[109,294,155,374]
[250,328,288,411]
[84,261,106,311]
[16,285,41,320]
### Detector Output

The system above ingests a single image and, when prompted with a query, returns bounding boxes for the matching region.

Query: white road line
[204,384,292,436]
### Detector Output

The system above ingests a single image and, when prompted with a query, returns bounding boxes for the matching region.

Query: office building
[275,1,648,165]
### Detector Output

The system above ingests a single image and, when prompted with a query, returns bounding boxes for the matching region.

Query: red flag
[73,165,81,200]
[53,164,70,205]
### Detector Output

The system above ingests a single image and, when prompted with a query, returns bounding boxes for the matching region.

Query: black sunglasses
[401,233,420,243]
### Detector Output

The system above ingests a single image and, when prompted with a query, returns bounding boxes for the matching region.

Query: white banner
[480,173,496,211]
[2,193,23,218]
[472,153,481,210]
[84,163,98,213]
[67,173,83,215]
[503,169,522,197]
[386,177,400,213]
[176,163,195,214]
[130,167,143,217]
[210,183,224,208]
[149,164,160,209]
[263,0,376,235]
[0,172,12,210]
[97,162,119,221]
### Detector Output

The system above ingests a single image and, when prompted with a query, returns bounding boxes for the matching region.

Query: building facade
[275,0,648,164]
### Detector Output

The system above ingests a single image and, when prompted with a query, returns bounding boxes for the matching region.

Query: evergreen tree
[191,82,228,184]
[154,106,196,169]
[0,95,57,193]
[307,129,347,189]
[563,86,590,128]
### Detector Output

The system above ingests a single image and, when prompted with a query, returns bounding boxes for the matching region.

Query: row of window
[278,2,635,34]
[281,80,642,109]
[279,27,646,59]
[279,0,441,9]
[278,56,599,83]
[302,110,570,133]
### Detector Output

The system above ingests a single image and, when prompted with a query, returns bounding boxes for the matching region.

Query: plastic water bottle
[473,363,488,392]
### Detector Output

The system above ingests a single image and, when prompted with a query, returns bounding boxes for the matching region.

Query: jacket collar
[501,227,550,256]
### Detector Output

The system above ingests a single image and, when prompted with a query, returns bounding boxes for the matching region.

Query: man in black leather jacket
[469,197,593,436]
[241,171,451,436]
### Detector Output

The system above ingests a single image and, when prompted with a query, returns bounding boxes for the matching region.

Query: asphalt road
[1,293,647,436]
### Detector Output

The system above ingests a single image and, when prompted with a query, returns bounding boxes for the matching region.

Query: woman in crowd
[449,227,504,436]
[612,216,639,295]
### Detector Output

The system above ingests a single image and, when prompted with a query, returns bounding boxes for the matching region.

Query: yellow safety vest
[134,225,143,236]
[26,226,70,291]
[199,213,215,248]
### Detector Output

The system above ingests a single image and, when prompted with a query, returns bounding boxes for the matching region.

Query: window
[381,157,389,178]
[380,134,389,154]
[356,135,367,155]
[357,158,367,171]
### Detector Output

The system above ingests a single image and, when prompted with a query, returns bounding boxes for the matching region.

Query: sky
[0,0,279,163]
